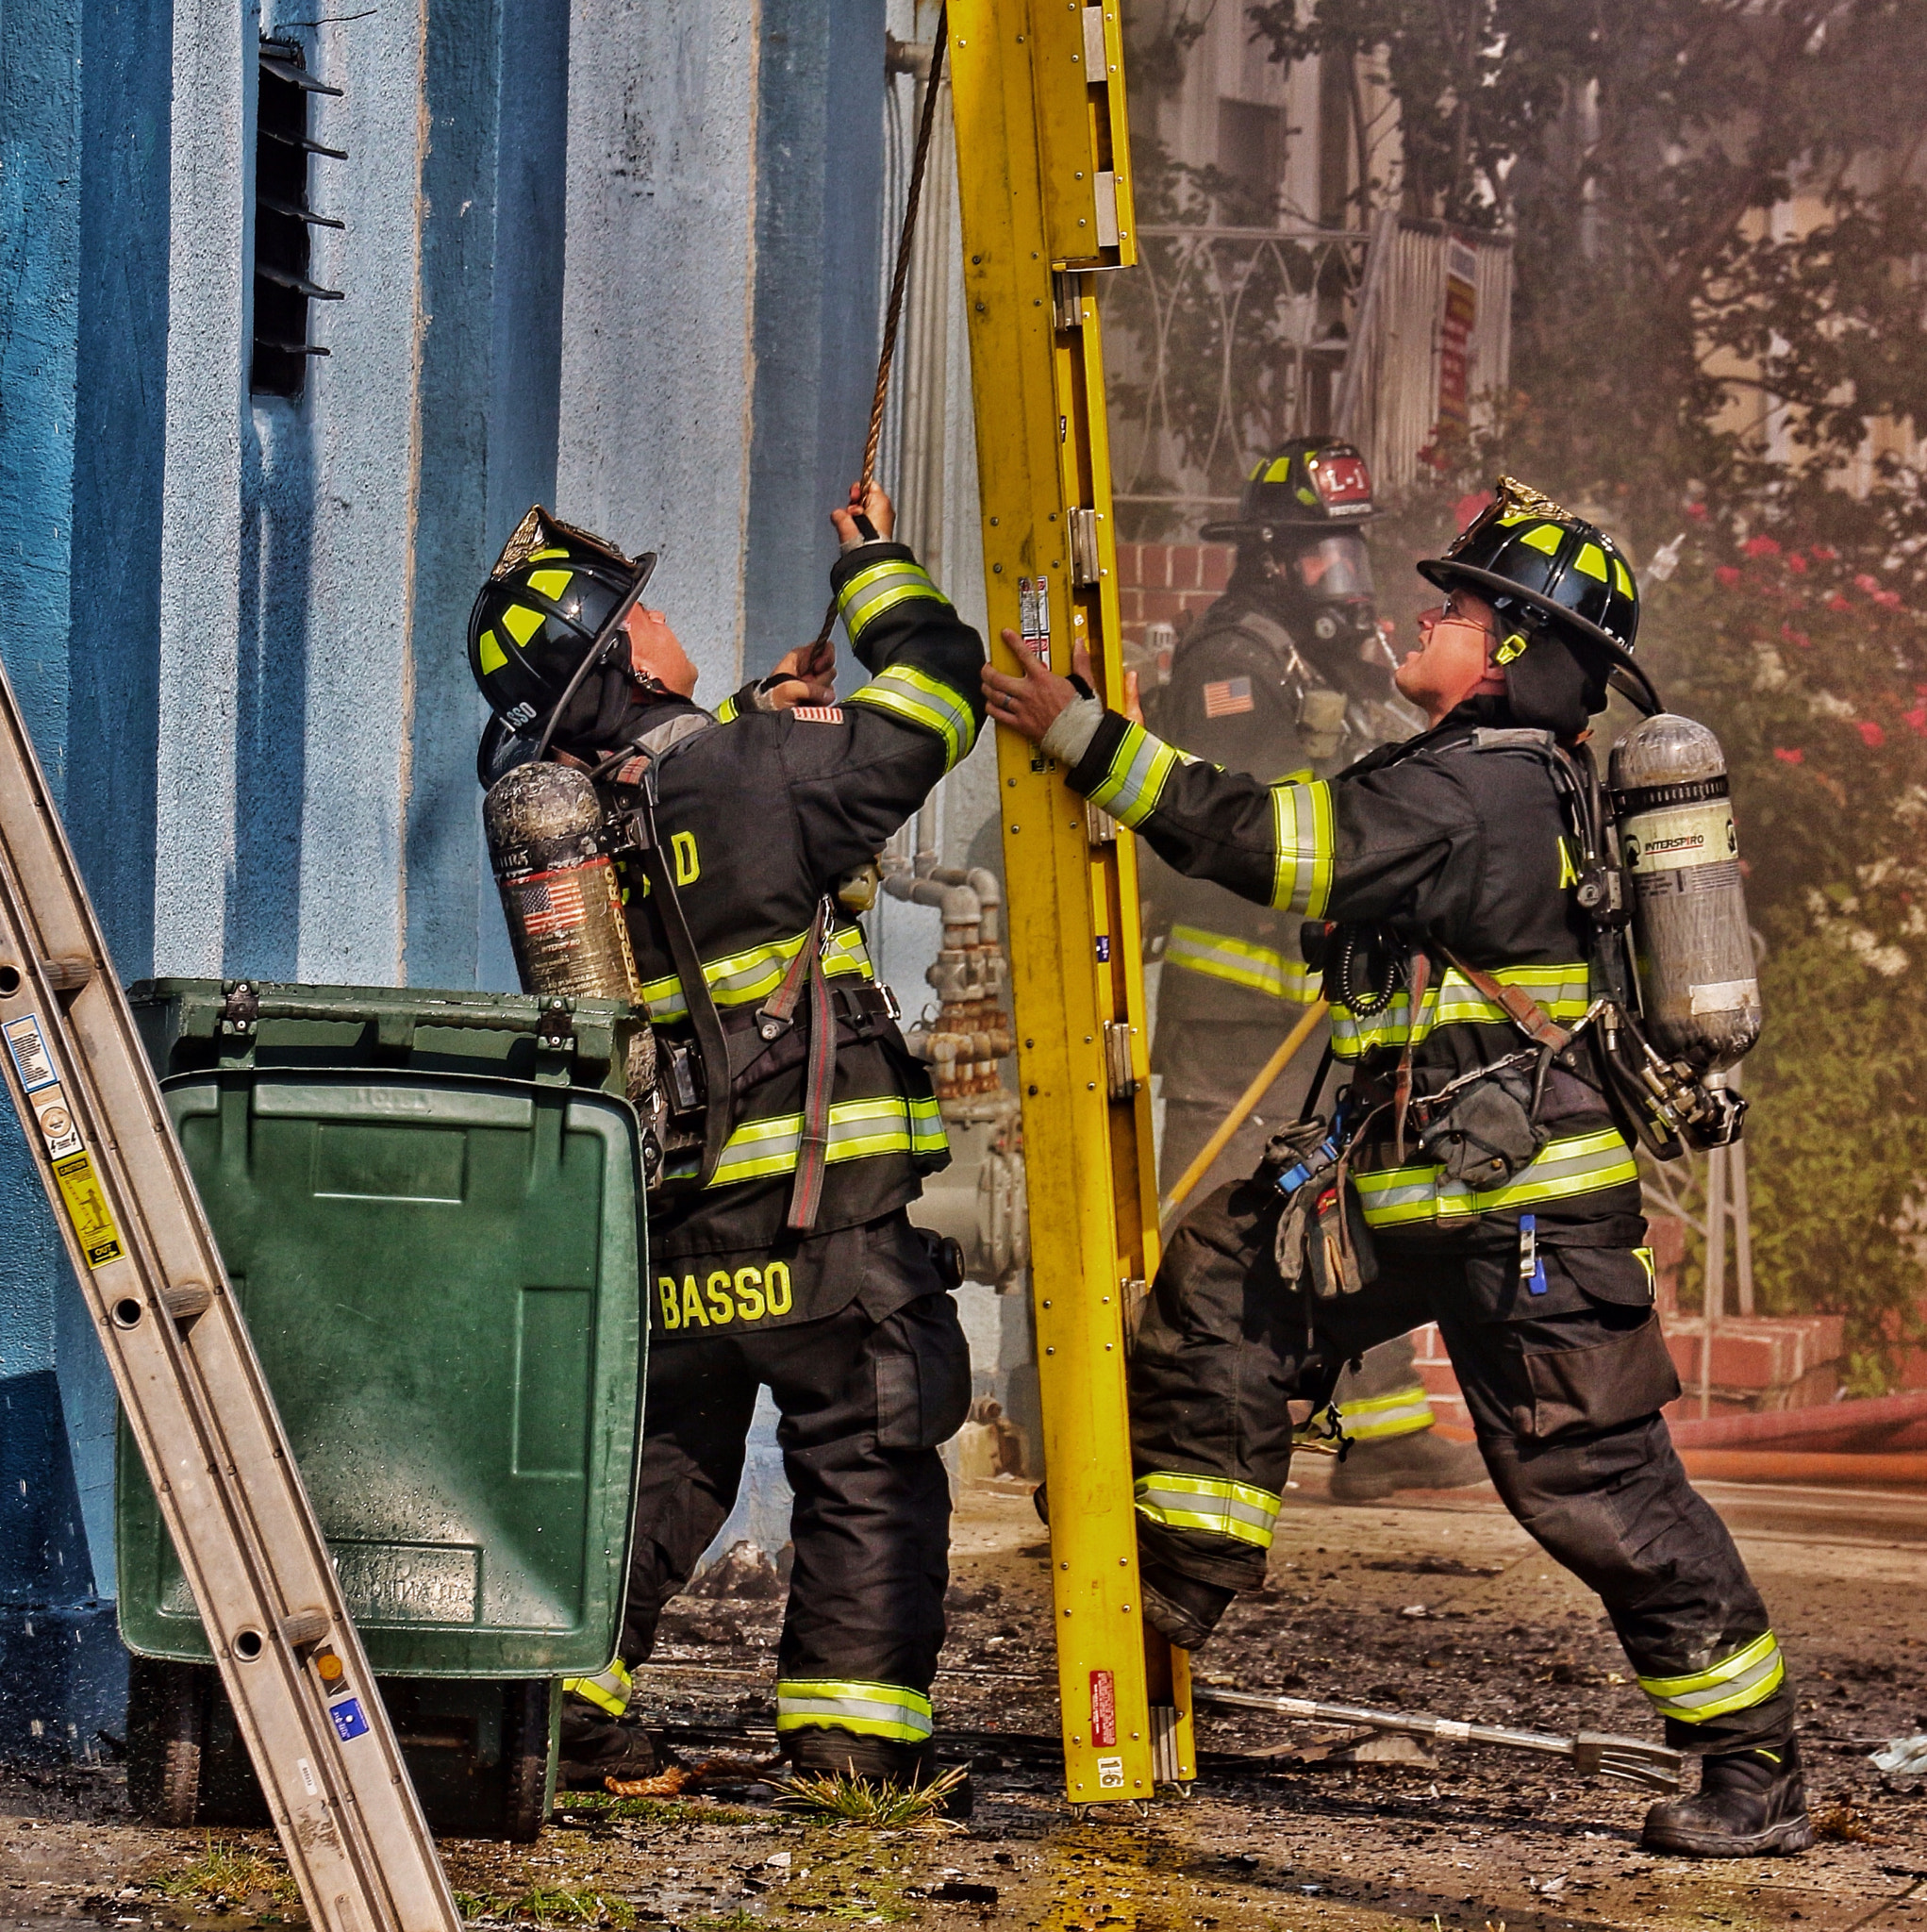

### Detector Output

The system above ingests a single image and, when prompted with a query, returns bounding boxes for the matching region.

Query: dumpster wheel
[501,1680,556,1843]
[125,1656,207,1827]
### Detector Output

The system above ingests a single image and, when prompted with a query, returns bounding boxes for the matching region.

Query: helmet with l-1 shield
[468,506,658,751]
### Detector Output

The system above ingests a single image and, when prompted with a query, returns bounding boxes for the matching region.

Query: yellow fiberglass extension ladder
[0,657,460,1931]
[950,0,1199,1805]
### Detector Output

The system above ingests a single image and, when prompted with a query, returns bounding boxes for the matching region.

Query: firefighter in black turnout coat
[470,484,984,1798]
[985,480,1809,1858]
[1147,439,1482,1502]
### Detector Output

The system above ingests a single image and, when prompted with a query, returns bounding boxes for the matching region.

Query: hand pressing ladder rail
[0,651,458,1932]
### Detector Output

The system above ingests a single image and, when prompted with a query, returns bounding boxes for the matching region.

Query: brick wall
[1115,541,1237,652]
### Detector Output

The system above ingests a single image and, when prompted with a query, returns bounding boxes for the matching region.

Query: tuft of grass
[158,1835,298,1907]
[776,1765,967,1828]
[454,1890,502,1922]
[551,1790,768,1826]
[511,1887,636,1927]
[690,1914,765,1931]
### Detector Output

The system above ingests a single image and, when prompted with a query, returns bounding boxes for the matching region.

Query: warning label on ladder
[51,1149,124,1269]
[3,1013,58,1091]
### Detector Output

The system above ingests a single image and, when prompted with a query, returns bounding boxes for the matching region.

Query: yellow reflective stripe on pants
[560,1657,631,1718]
[1332,962,1591,1060]
[836,558,948,643]
[640,922,873,1023]
[706,1093,949,1190]
[1354,1128,1639,1228]
[1134,1471,1281,1550]
[776,1678,934,1743]
[1165,924,1321,1003]
[1087,721,1186,829]
[1270,779,1334,917]
[847,662,978,770]
[1638,1632,1786,1724]
[1337,1384,1436,1441]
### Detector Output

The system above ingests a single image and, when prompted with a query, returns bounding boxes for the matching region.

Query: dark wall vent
[251,39,345,399]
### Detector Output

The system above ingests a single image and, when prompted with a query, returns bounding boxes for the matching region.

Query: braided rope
[812,8,950,649]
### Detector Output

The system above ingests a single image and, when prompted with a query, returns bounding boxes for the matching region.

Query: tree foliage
[1247,0,1927,560]
[1228,2,1927,1380]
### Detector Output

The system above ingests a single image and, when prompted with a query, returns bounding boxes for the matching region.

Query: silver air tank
[1609,714,1761,1070]
[483,762,641,1003]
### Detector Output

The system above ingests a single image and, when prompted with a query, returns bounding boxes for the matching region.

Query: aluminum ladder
[0,653,459,1932]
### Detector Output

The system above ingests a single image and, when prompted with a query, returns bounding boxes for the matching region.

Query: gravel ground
[1,1465,1920,1932]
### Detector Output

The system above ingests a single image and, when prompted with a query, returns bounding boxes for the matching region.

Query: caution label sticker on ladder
[52,1150,125,1269]
[5,1013,124,1267]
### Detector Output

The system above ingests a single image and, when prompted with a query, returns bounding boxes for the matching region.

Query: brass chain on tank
[808,7,950,650]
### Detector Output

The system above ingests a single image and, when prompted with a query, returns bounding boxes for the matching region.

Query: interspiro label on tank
[1620,802,1737,872]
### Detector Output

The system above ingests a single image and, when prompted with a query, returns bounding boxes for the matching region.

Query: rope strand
[812,8,949,648]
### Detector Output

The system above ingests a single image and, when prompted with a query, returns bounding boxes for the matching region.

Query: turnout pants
[1156,1008,1437,1447]
[619,1218,971,1756]
[1132,1171,1795,1754]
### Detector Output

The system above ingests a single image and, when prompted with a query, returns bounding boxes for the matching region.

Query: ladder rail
[0,651,458,1932]
[950,0,1197,1803]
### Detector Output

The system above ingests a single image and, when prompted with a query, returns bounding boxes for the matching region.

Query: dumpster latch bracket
[219,982,259,1038]
[537,998,576,1054]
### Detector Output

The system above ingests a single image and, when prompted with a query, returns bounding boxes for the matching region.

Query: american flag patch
[1202,675,1254,717]
[791,705,844,723]
[515,870,588,937]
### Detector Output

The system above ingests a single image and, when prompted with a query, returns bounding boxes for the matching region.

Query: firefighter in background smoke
[469,484,985,1807]
[1146,440,1483,1502]
[987,481,1810,1858]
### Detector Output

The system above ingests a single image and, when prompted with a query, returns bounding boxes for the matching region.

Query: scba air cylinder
[1609,713,1761,1071]
[483,761,640,1003]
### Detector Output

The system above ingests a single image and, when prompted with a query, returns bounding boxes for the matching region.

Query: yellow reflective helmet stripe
[477,629,508,675]
[835,558,948,643]
[1519,523,1563,556]
[1337,1384,1437,1441]
[1087,720,1186,828]
[1354,1128,1638,1228]
[1332,962,1591,1060]
[1134,1471,1281,1550]
[639,921,873,1024]
[1637,1632,1786,1724]
[560,1657,632,1718]
[846,662,978,770]
[502,601,545,647]
[1165,924,1321,1003]
[1613,555,1636,598]
[526,566,573,600]
[1270,779,1335,916]
[776,1677,934,1743]
[1573,541,1609,583]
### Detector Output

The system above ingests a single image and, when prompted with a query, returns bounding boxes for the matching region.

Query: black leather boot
[1139,1562,1236,1650]
[557,1694,669,1790]
[1327,1428,1487,1503]
[1641,1738,1812,1857]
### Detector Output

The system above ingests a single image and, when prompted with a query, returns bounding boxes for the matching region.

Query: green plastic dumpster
[115,981,649,1838]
